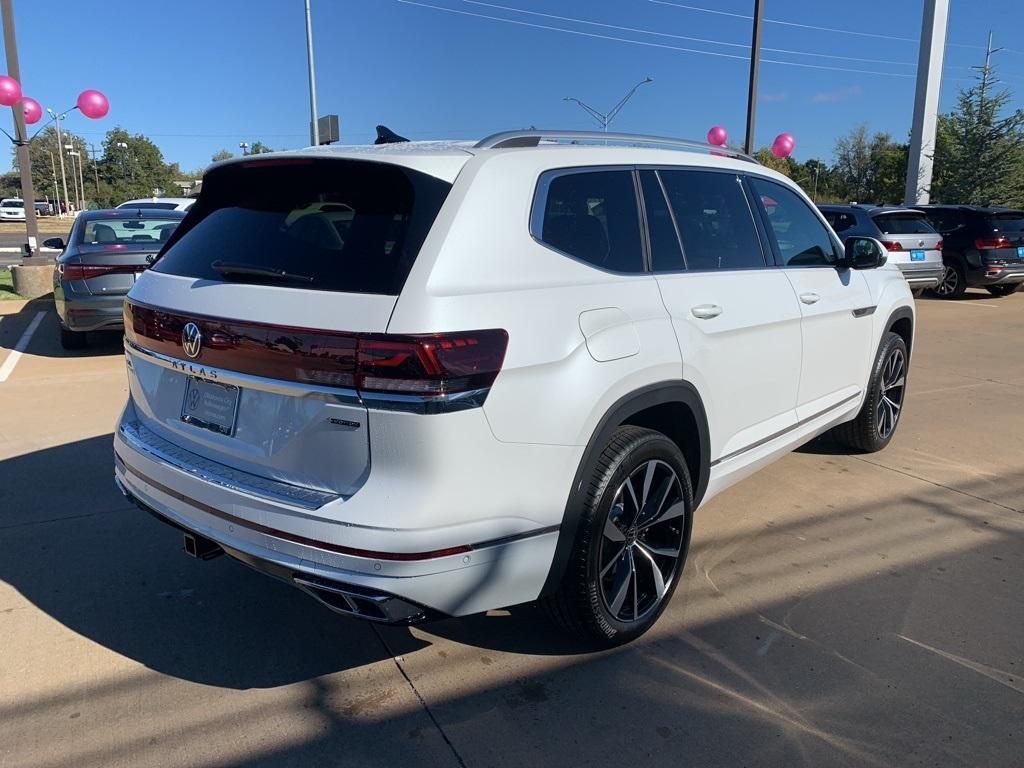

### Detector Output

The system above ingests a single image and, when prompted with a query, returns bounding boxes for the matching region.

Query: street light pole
[304,0,320,146]
[48,109,71,215]
[563,77,654,133]
[1,0,38,254]
[65,146,81,210]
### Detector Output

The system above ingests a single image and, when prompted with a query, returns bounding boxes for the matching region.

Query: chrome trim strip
[118,419,341,510]
[125,339,491,413]
[125,338,362,403]
[710,392,861,467]
[852,306,877,318]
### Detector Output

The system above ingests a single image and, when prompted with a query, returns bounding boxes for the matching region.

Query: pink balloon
[76,89,109,119]
[21,97,42,125]
[706,125,728,147]
[771,132,795,158]
[0,74,22,107]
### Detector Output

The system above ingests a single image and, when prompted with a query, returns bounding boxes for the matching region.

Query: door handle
[799,292,821,305]
[691,304,723,320]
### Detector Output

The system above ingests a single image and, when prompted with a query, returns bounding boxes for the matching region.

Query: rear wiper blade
[211,260,314,284]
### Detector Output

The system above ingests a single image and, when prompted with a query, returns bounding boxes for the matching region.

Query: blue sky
[3,0,1023,174]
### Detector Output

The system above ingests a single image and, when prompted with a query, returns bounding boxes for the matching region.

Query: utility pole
[1,0,39,255]
[904,0,950,205]
[743,0,765,155]
[304,0,319,146]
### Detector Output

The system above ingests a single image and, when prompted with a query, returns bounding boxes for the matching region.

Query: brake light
[60,264,144,280]
[935,239,943,251]
[357,332,507,395]
[975,237,1012,250]
[880,241,903,252]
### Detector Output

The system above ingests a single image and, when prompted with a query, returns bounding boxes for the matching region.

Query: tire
[831,332,908,453]
[931,261,966,299]
[985,284,1020,297]
[541,426,693,647]
[59,325,87,350]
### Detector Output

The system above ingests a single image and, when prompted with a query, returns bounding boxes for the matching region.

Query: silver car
[819,204,944,292]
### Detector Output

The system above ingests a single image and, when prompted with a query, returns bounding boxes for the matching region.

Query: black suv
[917,206,1024,298]
[818,204,944,293]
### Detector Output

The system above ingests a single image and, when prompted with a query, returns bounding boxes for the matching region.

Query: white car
[0,197,26,221]
[113,131,914,645]
[117,197,194,212]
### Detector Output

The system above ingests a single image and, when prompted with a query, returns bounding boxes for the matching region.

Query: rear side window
[153,159,451,295]
[537,169,644,273]
[659,170,765,271]
[822,210,856,233]
[749,177,839,267]
[923,209,960,234]
[873,213,936,235]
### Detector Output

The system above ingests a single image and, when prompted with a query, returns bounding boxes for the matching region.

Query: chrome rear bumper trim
[118,418,341,510]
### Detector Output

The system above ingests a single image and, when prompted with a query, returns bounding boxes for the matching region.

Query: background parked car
[818,204,944,294]
[51,209,185,349]
[0,197,26,222]
[917,205,1024,298]
[117,197,195,212]
[34,201,52,216]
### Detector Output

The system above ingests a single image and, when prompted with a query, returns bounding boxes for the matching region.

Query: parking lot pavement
[1,292,1021,768]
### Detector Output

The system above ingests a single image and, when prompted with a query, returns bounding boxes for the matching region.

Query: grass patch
[0,268,25,300]
[0,217,75,236]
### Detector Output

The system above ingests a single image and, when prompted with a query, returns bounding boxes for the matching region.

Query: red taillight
[880,241,903,252]
[125,302,508,398]
[60,264,144,280]
[935,239,943,251]
[357,332,508,395]
[975,237,1012,250]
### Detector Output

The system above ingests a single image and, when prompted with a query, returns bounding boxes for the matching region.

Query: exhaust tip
[183,532,223,560]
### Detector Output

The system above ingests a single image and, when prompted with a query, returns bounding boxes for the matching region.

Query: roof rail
[474,129,759,163]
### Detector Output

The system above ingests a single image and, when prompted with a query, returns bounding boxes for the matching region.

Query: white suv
[114,131,914,645]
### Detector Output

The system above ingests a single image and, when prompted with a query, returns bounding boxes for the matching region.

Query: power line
[464,0,918,67]
[398,0,914,77]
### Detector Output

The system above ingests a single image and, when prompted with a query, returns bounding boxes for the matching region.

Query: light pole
[563,77,654,133]
[64,147,80,210]
[239,141,249,156]
[66,146,84,210]
[88,143,100,199]
[47,107,71,215]
[304,0,319,146]
[116,140,133,181]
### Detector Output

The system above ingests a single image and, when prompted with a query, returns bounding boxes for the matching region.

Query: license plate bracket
[181,377,240,436]
[910,249,925,261]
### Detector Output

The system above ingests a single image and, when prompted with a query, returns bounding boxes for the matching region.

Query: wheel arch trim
[538,381,710,598]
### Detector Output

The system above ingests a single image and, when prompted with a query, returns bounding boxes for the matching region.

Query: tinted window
[122,202,179,210]
[822,210,856,233]
[539,170,643,273]
[873,213,936,235]
[750,177,838,267]
[922,209,960,234]
[153,159,451,295]
[639,170,684,271]
[1,200,23,208]
[659,170,765,270]
[985,212,1024,233]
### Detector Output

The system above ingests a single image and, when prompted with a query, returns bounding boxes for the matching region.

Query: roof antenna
[375,125,409,145]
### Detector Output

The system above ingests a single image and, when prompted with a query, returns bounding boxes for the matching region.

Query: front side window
[538,169,644,273]
[659,170,765,271]
[749,177,839,267]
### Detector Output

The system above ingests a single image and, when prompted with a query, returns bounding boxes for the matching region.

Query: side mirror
[841,236,887,270]
[42,237,65,250]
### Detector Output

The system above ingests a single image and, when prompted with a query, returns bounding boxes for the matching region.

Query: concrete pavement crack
[371,624,468,768]
[849,455,1021,514]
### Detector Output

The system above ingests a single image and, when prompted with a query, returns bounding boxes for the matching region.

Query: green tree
[248,141,274,155]
[831,125,908,204]
[96,127,177,207]
[930,59,1024,206]
[211,149,233,162]
[14,124,91,209]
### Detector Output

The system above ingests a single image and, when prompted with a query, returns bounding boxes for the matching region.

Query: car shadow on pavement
[3,433,1023,767]
[0,297,123,359]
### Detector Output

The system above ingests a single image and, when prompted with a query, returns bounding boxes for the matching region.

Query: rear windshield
[77,217,181,247]
[872,213,936,235]
[152,158,452,295]
[985,213,1024,233]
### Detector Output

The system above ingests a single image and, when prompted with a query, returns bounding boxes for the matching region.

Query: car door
[642,168,802,464]
[747,176,874,420]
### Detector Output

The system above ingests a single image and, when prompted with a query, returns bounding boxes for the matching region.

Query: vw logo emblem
[182,322,202,359]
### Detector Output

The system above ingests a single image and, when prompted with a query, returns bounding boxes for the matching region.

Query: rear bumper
[113,409,568,618]
[56,284,126,332]
[972,265,1024,286]
[896,263,943,288]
